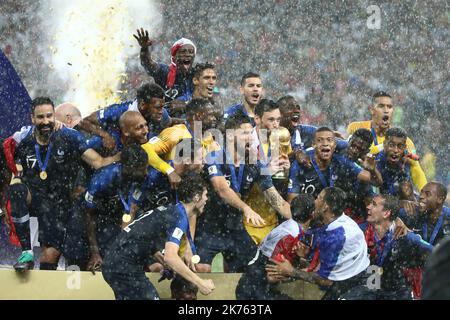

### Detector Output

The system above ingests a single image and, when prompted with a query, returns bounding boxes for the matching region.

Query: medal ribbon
[34,142,52,174]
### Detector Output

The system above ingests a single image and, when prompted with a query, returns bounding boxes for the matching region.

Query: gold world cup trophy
[269,127,291,180]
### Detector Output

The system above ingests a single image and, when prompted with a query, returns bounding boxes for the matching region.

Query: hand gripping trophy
[269,127,291,180]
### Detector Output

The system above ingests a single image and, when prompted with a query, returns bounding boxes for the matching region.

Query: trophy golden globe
[269,127,291,180]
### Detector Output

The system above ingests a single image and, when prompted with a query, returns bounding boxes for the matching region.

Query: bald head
[55,103,82,128]
[119,111,149,145]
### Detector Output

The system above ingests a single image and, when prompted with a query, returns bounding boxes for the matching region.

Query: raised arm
[133,28,159,75]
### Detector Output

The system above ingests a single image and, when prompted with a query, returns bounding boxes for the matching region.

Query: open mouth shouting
[180,58,193,72]
[319,147,332,159]
[206,85,214,97]
[381,115,390,127]
[249,92,260,104]
[388,152,402,164]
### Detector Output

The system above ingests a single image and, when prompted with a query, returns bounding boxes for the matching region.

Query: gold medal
[191,255,201,264]
[122,214,132,223]
[16,164,23,172]
[40,171,47,180]
[378,267,383,275]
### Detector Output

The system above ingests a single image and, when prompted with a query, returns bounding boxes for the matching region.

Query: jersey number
[300,184,316,195]
[26,155,37,169]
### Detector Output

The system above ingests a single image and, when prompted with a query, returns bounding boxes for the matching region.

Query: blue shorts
[102,270,159,300]
[29,191,69,252]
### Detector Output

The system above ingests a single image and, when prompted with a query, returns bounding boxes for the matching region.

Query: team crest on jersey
[85,192,94,204]
[133,189,142,201]
[208,165,218,175]
[171,227,184,240]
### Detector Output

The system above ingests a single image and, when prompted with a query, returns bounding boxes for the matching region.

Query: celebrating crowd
[1,4,449,300]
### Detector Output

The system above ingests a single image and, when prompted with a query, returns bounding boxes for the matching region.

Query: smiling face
[193,68,217,99]
[32,104,55,139]
[240,77,263,107]
[127,116,149,144]
[175,44,195,74]
[370,96,394,131]
[419,183,444,214]
[313,130,336,161]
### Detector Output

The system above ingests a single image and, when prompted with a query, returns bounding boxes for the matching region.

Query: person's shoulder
[347,120,371,134]
[102,100,130,112]
[322,224,346,246]
[224,103,243,117]
[442,206,450,219]
[161,124,189,136]
[12,125,33,144]
[95,162,121,176]
[298,124,318,133]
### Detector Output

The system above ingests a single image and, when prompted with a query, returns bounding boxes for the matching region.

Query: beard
[37,123,55,139]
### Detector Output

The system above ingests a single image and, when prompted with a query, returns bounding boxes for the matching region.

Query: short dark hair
[351,128,373,146]
[379,194,400,221]
[385,127,408,141]
[322,187,347,217]
[429,182,448,201]
[193,62,215,79]
[225,112,251,130]
[314,126,334,140]
[185,98,213,118]
[372,91,392,102]
[121,143,148,168]
[277,95,299,114]
[240,72,260,86]
[177,174,207,203]
[255,99,278,118]
[291,193,315,223]
[170,275,198,300]
[31,97,54,114]
[137,83,165,103]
